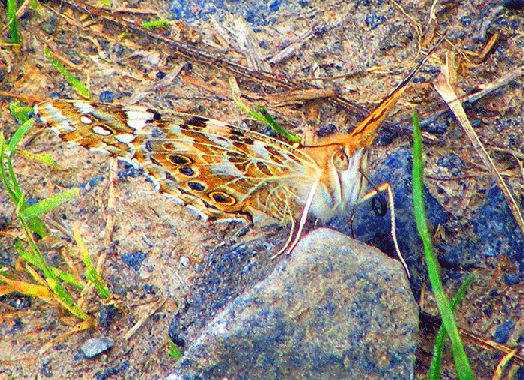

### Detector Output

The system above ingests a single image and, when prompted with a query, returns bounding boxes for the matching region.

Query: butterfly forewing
[37,101,320,224]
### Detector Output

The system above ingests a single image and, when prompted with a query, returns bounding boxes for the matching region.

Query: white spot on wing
[88,147,111,155]
[34,104,43,119]
[211,161,243,177]
[115,134,135,143]
[73,102,95,114]
[126,110,155,132]
[251,140,270,159]
[92,126,112,136]
[215,217,248,225]
[57,119,73,133]
[127,118,147,131]
[80,116,92,124]
[37,104,75,132]
[207,135,232,148]
[166,124,181,135]
[49,127,62,136]
[164,193,184,206]
[148,175,161,192]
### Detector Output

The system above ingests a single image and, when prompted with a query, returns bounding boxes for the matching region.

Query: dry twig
[434,55,524,238]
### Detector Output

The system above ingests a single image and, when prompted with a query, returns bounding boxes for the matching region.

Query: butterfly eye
[332,149,349,171]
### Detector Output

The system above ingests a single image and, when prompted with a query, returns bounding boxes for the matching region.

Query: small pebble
[503,274,520,286]
[168,325,186,348]
[436,153,463,170]
[98,304,118,329]
[99,91,114,103]
[492,320,515,344]
[122,251,147,271]
[81,337,114,358]
[79,176,105,192]
[180,256,190,267]
[269,0,281,12]
[316,124,337,137]
[40,357,53,377]
[365,12,386,30]
[112,43,125,57]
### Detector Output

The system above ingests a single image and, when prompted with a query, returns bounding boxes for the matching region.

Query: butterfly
[34,49,435,261]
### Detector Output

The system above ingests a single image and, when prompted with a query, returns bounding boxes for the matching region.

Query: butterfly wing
[36,101,319,225]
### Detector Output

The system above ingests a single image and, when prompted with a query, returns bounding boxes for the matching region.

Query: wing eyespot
[179,167,195,177]
[188,181,206,192]
[169,154,192,166]
[209,191,237,206]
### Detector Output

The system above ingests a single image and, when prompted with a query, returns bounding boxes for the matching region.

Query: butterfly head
[300,138,368,222]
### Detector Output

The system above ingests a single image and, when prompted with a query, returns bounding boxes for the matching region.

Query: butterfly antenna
[348,38,444,143]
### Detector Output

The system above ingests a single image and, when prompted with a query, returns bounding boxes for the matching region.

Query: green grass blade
[17,218,90,321]
[16,244,85,292]
[15,238,46,270]
[18,150,58,168]
[3,116,97,322]
[44,47,89,99]
[19,188,80,221]
[7,118,35,199]
[0,133,17,200]
[7,0,21,45]
[85,261,111,299]
[8,105,57,169]
[8,102,33,124]
[1,128,47,237]
[141,19,170,29]
[47,276,90,320]
[50,267,85,290]
[429,274,474,380]
[238,104,301,143]
[74,229,111,299]
[7,116,34,150]
[167,340,183,360]
[412,111,475,380]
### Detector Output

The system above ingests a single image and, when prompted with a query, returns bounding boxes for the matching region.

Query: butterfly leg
[271,179,320,259]
[272,216,296,259]
[359,183,410,278]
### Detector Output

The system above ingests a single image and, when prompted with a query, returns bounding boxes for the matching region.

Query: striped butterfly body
[35,51,433,254]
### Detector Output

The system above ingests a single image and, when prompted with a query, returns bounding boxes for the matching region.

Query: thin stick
[434,59,524,239]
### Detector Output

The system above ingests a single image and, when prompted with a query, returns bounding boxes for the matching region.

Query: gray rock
[167,228,418,379]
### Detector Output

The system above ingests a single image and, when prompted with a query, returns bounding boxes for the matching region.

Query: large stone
[167,228,418,379]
